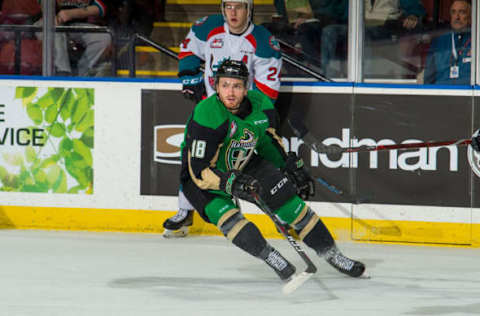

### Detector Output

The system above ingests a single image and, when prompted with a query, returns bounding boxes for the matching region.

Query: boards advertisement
[0,79,475,243]
[141,89,479,208]
[141,90,192,196]
[0,86,94,194]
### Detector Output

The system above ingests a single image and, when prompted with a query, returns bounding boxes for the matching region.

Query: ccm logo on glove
[182,76,203,85]
[270,177,288,195]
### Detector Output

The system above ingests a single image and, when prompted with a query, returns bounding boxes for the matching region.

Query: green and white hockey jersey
[181,90,287,192]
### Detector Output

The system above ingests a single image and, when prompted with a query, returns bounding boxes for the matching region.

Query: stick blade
[287,117,308,138]
[282,271,314,295]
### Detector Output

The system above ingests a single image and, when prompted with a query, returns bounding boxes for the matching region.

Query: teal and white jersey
[178,14,282,102]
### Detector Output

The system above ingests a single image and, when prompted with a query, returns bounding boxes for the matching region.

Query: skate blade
[359,270,371,279]
[163,226,189,238]
[282,271,314,295]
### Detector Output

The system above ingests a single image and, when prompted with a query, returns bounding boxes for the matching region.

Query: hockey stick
[287,113,472,154]
[314,175,371,204]
[277,38,333,82]
[343,139,472,153]
[134,33,331,83]
[249,190,317,295]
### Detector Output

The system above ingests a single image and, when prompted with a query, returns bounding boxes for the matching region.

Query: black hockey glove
[221,170,262,202]
[178,69,206,104]
[472,135,480,152]
[283,152,315,200]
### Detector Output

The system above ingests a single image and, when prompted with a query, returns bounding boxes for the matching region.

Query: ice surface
[0,229,479,316]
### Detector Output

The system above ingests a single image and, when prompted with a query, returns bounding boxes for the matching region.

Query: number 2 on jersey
[267,67,278,81]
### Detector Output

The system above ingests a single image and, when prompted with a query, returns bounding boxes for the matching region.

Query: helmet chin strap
[236,21,251,35]
[228,20,250,35]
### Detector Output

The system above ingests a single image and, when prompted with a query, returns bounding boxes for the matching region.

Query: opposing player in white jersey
[163,0,282,237]
[178,0,281,103]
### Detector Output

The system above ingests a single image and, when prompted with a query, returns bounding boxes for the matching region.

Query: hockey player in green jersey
[180,59,366,286]
[163,0,282,236]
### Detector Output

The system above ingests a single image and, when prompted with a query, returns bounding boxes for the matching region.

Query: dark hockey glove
[472,135,480,152]
[283,152,315,200]
[178,69,206,104]
[221,170,262,202]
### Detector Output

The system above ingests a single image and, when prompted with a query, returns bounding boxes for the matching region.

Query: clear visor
[221,0,252,22]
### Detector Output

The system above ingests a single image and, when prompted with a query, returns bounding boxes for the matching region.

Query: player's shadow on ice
[108,276,338,302]
[405,302,480,315]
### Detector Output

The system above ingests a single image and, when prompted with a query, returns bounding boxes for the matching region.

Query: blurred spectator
[423,0,471,85]
[320,23,346,77]
[263,0,291,41]
[0,0,42,75]
[35,0,111,76]
[422,0,457,30]
[293,0,348,66]
[107,0,160,76]
[364,0,425,41]
[321,0,425,78]
[1,0,40,18]
[264,0,348,75]
[155,0,166,22]
[364,0,426,78]
[273,0,288,23]
[109,0,156,37]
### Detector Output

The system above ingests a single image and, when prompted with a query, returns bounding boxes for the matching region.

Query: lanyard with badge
[450,32,471,79]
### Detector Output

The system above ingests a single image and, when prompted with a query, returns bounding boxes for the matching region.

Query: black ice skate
[264,248,296,281]
[263,248,318,295]
[324,246,366,278]
[163,209,194,238]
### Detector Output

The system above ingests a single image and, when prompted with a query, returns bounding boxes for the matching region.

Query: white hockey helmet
[221,0,254,22]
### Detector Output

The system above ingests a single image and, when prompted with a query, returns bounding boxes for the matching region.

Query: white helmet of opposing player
[221,0,254,23]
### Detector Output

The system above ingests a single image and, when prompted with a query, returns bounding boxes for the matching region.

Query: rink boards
[0,78,479,246]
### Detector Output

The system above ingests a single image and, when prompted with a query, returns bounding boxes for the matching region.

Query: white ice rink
[1,229,479,316]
